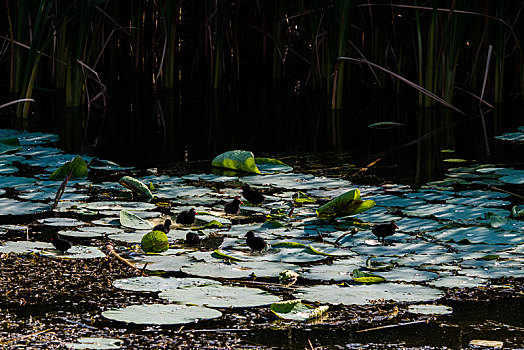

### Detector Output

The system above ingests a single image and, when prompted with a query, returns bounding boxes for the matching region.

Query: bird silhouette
[245,231,267,252]
[225,197,243,215]
[153,218,172,233]
[371,221,398,244]
[185,232,200,245]
[176,208,197,225]
[51,233,72,253]
[241,184,265,205]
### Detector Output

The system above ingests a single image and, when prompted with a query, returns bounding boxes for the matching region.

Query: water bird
[176,208,198,225]
[153,218,172,233]
[51,233,72,253]
[245,231,267,252]
[241,184,265,205]
[371,221,398,244]
[225,197,243,215]
[185,232,201,245]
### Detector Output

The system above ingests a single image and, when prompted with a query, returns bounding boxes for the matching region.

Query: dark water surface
[2,86,523,188]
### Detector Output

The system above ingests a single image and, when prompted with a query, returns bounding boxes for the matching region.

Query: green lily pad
[293,191,316,204]
[212,150,261,174]
[0,137,21,155]
[351,269,386,283]
[316,189,376,219]
[160,284,280,308]
[102,304,222,325]
[119,176,153,200]
[65,337,122,349]
[49,156,88,180]
[270,299,329,320]
[120,210,153,230]
[0,198,50,215]
[0,240,52,254]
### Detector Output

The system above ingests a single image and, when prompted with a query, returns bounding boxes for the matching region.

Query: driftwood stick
[490,186,524,200]
[0,328,52,345]
[356,320,428,333]
[105,244,140,273]
[52,169,74,209]
[351,157,382,177]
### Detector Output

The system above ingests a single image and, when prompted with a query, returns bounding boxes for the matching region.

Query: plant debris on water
[1,129,523,349]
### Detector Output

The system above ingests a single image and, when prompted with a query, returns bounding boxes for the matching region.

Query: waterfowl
[241,184,265,205]
[153,218,172,233]
[371,221,398,244]
[225,197,243,215]
[51,233,72,253]
[185,232,201,245]
[176,208,198,225]
[245,231,266,252]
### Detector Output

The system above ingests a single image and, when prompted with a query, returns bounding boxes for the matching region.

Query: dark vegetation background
[0,1,523,183]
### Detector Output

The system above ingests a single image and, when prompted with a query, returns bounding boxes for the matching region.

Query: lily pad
[120,210,153,230]
[49,156,88,180]
[0,198,50,215]
[406,304,453,315]
[212,150,261,174]
[368,121,404,129]
[102,304,222,325]
[295,283,444,305]
[270,299,329,320]
[255,157,293,174]
[316,189,376,219]
[160,284,280,308]
[119,176,153,200]
[0,137,21,155]
[65,337,122,349]
[113,276,219,292]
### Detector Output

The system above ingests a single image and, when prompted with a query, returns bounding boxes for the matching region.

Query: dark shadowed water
[1,84,523,189]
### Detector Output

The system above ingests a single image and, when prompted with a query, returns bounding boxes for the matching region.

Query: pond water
[0,89,523,349]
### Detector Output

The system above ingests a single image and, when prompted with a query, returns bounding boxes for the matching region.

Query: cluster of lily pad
[1,130,523,326]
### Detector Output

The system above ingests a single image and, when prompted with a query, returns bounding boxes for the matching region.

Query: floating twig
[52,169,73,209]
[105,244,140,273]
[351,157,382,177]
[334,229,358,246]
[0,328,52,345]
[356,320,428,333]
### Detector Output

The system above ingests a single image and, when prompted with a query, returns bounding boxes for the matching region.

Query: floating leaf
[316,189,376,219]
[113,276,219,292]
[443,159,468,163]
[261,220,286,229]
[102,304,222,325]
[160,285,280,308]
[293,191,316,204]
[211,150,261,174]
[65,337,122,349]
[49,156,88,180]
[120,210,153,230]
[0,137,21,155]
[351,269,386,283]
[270,299,328,320]
[272,242,306,249]
[295,283,444,305]
[279,270,299,285]
[255,157,293,174]
[211,249,243,262]
[469,340,503,348]
[203,220,224,228]
[119,176,153,200]
[367,121,404,129]
[407,304,453,315]
[366,256,394,271]
[141,231,169,253]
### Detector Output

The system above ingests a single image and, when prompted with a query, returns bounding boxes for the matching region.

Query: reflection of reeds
[3,1,523,115]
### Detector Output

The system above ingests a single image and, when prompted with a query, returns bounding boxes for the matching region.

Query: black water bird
[51,233,72,253]
[185,232,201,245]
[241,184,265,205]
[176,208,198,225]
[371,221,399,244]
[225,197,243,215]
[153,218,172,233]
[245,231,267,252]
